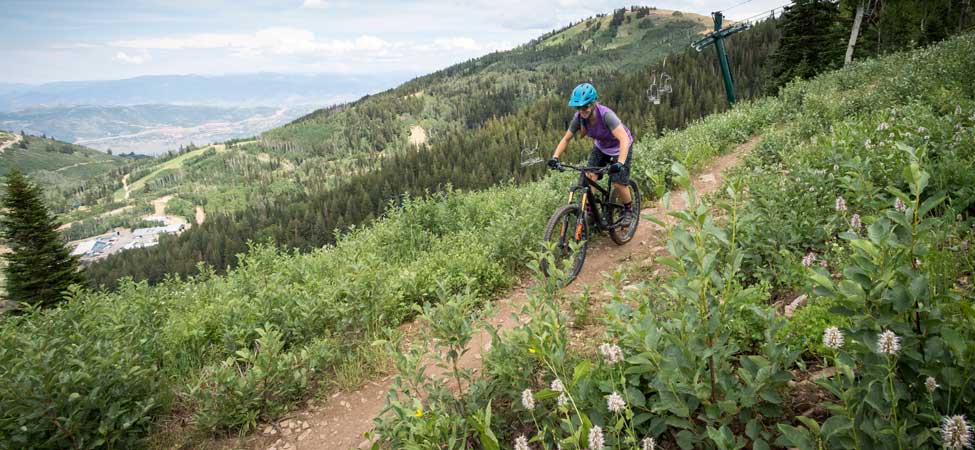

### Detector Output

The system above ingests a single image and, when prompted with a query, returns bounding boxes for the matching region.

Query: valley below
[0,104,315,155]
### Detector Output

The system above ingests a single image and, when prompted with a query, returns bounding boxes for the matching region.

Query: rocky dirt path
[239,138,759,450]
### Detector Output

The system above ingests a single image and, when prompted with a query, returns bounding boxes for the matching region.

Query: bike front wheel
[541,203,589,283]
[608,180,641,245]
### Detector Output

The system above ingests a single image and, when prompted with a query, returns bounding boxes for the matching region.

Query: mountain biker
[548,82,634,226]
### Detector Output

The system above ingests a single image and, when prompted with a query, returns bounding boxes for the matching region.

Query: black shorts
[587,145,632,185]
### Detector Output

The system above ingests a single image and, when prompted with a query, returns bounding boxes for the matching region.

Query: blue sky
[0,0,788,84]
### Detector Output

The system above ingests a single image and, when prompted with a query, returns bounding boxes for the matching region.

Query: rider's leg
[611,146,634,225]
[613,183,632,203]
[611,144,634,205]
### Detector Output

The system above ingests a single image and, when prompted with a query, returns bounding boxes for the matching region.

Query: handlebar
[551,163,610,174]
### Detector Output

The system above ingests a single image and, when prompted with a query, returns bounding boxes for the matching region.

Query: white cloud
[50,43,100,50]
[111,33,248,50]
[302,0,328,9]
[114,51,149,64]
[433,37,480,51]
[110,28,397,57]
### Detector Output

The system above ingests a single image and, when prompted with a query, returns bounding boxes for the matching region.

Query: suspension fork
[561,190,588,242]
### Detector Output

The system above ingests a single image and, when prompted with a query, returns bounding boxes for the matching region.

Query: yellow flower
[414,408,423,417]
[528,347,536,354]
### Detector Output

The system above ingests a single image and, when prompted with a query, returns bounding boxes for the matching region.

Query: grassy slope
[0,133,125,178]
[113,143,229,201]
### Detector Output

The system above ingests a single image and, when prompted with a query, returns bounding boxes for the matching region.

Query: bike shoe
[619,210,634,228]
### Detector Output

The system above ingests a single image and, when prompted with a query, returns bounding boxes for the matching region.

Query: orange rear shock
[576,195,587,240]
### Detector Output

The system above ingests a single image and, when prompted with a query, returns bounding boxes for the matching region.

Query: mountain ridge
[0,72,416,111]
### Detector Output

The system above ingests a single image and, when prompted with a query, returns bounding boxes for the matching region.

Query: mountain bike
[540,162,641,283]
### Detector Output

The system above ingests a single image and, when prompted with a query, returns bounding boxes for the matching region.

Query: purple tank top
[574,104,633,156]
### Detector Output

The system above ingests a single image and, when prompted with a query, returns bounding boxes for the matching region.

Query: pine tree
[768,0,844,92]
[0,169,83,307]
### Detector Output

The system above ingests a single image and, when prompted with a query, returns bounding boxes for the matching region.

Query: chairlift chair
[864,0,880,17]
[520,138,544,167]
[647,86,661,105]
[659,73,673,94]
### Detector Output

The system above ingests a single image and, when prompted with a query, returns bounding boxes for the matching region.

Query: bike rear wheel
[541,203,589,283]
[608,180,641,245]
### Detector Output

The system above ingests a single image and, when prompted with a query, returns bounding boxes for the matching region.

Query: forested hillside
[0,131,129,211]
[83,9,783,289]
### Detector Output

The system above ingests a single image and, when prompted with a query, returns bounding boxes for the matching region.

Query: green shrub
[0,289,165,449]
[191,325,307,432]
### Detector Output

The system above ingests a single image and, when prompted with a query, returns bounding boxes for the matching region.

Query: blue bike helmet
[568,82,598,107]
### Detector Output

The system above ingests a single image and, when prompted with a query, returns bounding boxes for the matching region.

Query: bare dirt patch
[408,126,428,147]
[0,132,22,154]
[122,173,131,200]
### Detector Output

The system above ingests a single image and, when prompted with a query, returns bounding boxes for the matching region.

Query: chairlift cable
[719,0,756,14]
[736,4,790,24]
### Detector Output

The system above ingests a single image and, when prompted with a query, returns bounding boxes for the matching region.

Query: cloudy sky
[0,0,788,84]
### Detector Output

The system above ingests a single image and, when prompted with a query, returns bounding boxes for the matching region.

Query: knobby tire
[541,203,589,284]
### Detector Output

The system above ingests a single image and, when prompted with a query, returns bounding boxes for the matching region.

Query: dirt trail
[195,206,206,225]
[122,173,131,200]
[241,138,759,450]
[53,161,100,172]
[57,205,135,231]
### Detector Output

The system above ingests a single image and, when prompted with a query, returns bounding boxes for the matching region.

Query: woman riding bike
[548,82,635,226]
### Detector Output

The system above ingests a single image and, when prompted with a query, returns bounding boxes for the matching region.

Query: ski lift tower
[692,11,751,104]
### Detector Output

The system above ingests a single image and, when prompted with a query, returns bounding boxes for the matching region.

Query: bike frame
[566,168,624,232]
[542,162,639,282]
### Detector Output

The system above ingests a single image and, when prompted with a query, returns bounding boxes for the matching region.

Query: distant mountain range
[0,72,415,154]
[0,72,415,111]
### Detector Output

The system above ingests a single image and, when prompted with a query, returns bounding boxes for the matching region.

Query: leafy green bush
[784,157,975,449]
[0,288,165,449]
[191,325,307,432]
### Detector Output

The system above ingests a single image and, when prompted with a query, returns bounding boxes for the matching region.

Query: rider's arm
[611,124,631,163]
[552,129,574,159]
